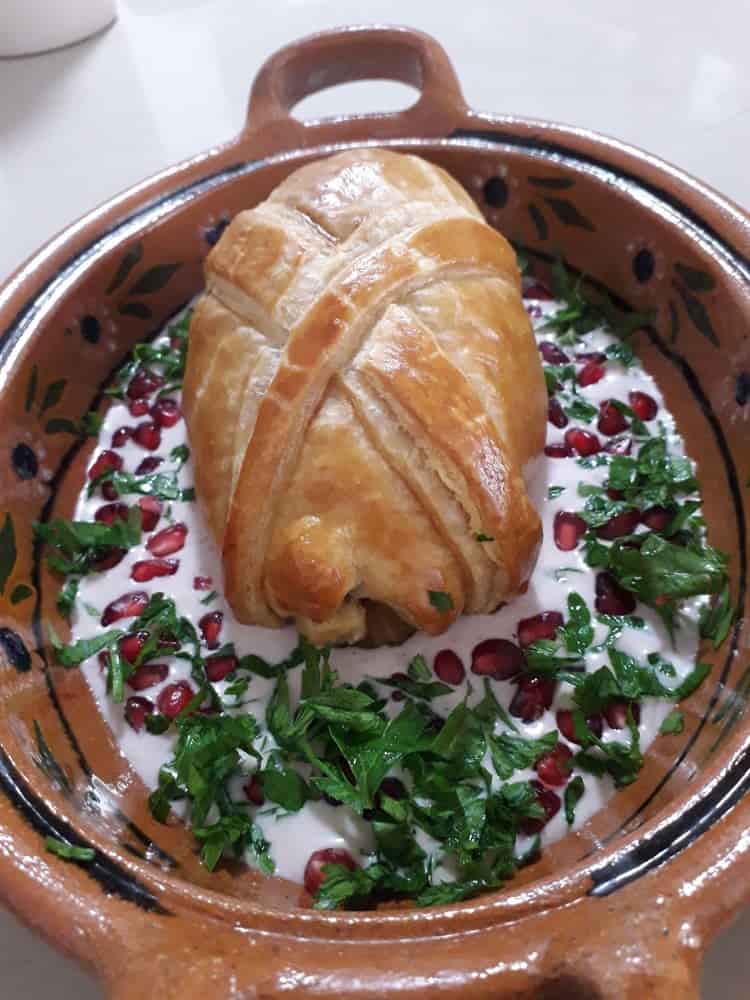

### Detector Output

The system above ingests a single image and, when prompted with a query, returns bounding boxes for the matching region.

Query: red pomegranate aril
[147,522,187,557]
[539,341,570,364]
[127,662,169,692]
[509,675,557,723]
[526,302,542,319]
[102,482,119,501]
[151,398,181,428]
[199,611,223,649]
[596,509,641,540]
[124,696,155,733]
[518,611,564,648]
[642,506,673,532]
[523,281,553,301]
[544,442,573,458]
[564,427,601,457]
[604,435,633,456]
[133,421,162,451]
[547,398,568,429]
[304,848,358,896]
[127,367,164,400]
[93,548,126,571]
[470,638,525,680]
[157,681,194,719]
[88,449,123,482]
[205,654,238,682]
[597,400,628,437]
[119,631,149,663]
[193,576,213,591]
[135,455,162,475]
[606,488,623,500]
[556,709,603,745]
[378,777,408,801]
[577,361,606,387]
[95,502,129,525]
[553,511,587,551]
[535,743,573,787]
[138,495,162,532]
[628,390,658,421]
[520,781,561,834]
[575,351,607,363]
[244,774,265,806]
[128,398,151,418]
[131,557,179,582]
[433,649,465,685]
[111,426,133,448]
[595,572,637,615]
[604,699,642,730]
[101,591,149,626]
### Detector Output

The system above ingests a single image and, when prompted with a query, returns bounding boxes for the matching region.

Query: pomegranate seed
[642,506,673,532]
[535,743,573,787]
[193,576,213,591]
[553,511,587,551]
[199,611,223,649]
[304,848,358,896]
[130,558,179,582]
[538,341,570,364]
[628,390,658,421]
[244,774,265,806]
[205,654,238,682]
[119,631,149,663]
[547,398,568,428]
[147,522,187,557]
[596,509,641,540]
[156,681,194,719]
[518,611,564,648]
[93,548,126,571]
[470,638,525,679]
[575,351,606,363]
[604,700,641,729]
[95,503,129,525]
[597,400,628,437]
[523,282,553,301]
[564,428,601,457]
[138,496,162,532]
[101,483,119,501]
[520,780,561,834]
[509,675,557,722]
[133,421,161,451]
[577,361,606,387]
[127,663,169,692]
[111,426,133,448]
[124,696,155,732]
[526,303,542,319]
[604,435,633,456]
[101,591,149,626]
[595,572,636,615]
[606,488,623,500]
[151,398,181,428]
[544,442,573,458]
[378,777,408,801]
[556,709,603,745]
[128,398,151,418]
[433,649,465,685]
[88,449,123,482]
[127,367,163,400]
[136,455,162,474]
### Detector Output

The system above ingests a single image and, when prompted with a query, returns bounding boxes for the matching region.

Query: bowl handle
[237,25,468,157]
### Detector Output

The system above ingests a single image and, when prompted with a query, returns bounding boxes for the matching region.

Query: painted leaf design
[44,417,78,435]
[528,203,549,241]
[543,197,596,232]
[673,281,719,347]
[0,513,16,596]
[674,262,716,293]
[118,302,153,320]
[25,365,38,413]
[40,379,67,414]
[106,242,144,294]
[10,584,32,605]
[528,176,575,190]
[127,263,181,295]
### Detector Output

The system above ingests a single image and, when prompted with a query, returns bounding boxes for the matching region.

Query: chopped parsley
[428,590,454,613]
[45,837,95,863]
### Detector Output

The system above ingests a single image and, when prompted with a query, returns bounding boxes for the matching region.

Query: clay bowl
[0,25,748,999]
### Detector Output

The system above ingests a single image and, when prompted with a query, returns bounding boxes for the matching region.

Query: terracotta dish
[0,25,747,998]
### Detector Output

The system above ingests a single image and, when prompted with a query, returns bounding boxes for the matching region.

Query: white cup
[0,0,117,58]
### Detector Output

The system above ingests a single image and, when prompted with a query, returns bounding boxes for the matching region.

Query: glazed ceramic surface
[0,25,748,1000]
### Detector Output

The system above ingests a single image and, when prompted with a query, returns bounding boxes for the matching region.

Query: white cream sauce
[71,294,704,885]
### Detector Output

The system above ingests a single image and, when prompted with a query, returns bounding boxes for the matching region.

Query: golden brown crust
[183,148,546,642]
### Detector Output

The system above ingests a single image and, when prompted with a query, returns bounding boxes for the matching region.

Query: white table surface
[0,0,748,995]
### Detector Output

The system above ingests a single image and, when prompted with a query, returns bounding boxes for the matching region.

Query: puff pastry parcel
[183,149,546,644]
